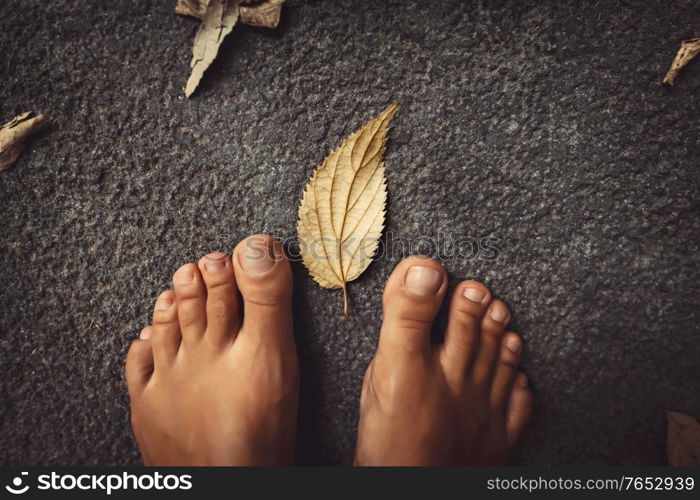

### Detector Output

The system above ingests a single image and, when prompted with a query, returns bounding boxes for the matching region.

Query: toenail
[490,307,507,323]
[505,335,521,353]
[174,268,195,284]
[241,237,276,275]
[155,297,172,311]
[203,253,227,273]
[405,266,443,295]
[463,287,484,302]
[139,328,151,340]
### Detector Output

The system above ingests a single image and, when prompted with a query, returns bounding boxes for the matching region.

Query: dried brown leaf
[185,0,241,97]
[663,38,700,85]
[240,0,283,28]
[0,112,47,172]
[297,104,399,315]
[176,0,210,19]
[178,0,284,96]
[666,410,700,466]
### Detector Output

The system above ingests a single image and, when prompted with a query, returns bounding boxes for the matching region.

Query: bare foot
[354,256,533,465]
[125,234,298,465]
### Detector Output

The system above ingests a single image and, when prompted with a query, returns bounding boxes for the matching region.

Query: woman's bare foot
[354,256,533,465]
[124,234,298,465]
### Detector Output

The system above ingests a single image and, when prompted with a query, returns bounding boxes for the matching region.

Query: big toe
[232,234,294,344]
[378,256,447,359]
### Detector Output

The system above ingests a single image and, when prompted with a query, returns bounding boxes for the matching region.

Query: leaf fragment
[176,0,285,97]
[185,0,241,98]
[663,38,700,86]
[240,0,283,29]
[297,104,399,315]
[666,410,700,466]
[0,112,47,172]
[176,0,210,18]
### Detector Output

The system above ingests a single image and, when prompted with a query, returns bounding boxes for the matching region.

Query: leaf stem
[342,282,349,316]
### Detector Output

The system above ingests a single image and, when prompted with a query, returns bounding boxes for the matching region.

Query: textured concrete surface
[1,0,699,465]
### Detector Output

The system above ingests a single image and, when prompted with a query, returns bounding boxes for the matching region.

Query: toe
[378,256,447,358]
[505,373,533,447]
[490,332,521,412]
[152,289,176,324]
[440,280,491,376]
[125,331,154,397]
[172,263,207,344]
[151,290,181,366]
[198,252,240,347]
[471,299,510,387]
[232,234,293,343]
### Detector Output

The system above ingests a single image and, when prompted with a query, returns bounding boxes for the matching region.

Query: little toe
[232,234,294,344]
[198,252,240,347]
[151,290,181,367]
[505,373,533,448]
[441,280,491,375]
[490,332,522,412]
[172,263,207,344]
[471,299,510,387]
[125,330,154,397]
[378,256,447,359]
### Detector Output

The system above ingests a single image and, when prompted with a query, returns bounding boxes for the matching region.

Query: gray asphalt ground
[0,0,698,465]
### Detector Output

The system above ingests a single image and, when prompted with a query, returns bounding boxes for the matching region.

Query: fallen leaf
[175,0,210,18]
[178,0,282,22]
[0,112,47,172]
[297,104,399,316]
[177,0,284,97]
[185,0,241,98]
[666,410,700,466]
[240,0,283,29]
[663,38,700,85]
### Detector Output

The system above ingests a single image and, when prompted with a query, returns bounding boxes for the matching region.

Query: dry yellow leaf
[177,0,284,97]
[177,0,283,27]
[663,38,700,85]
[239,0,284,28]
[185,0,241,98]
[176,0,210,18]
[0,112,47,172]
[297,104,399,316]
